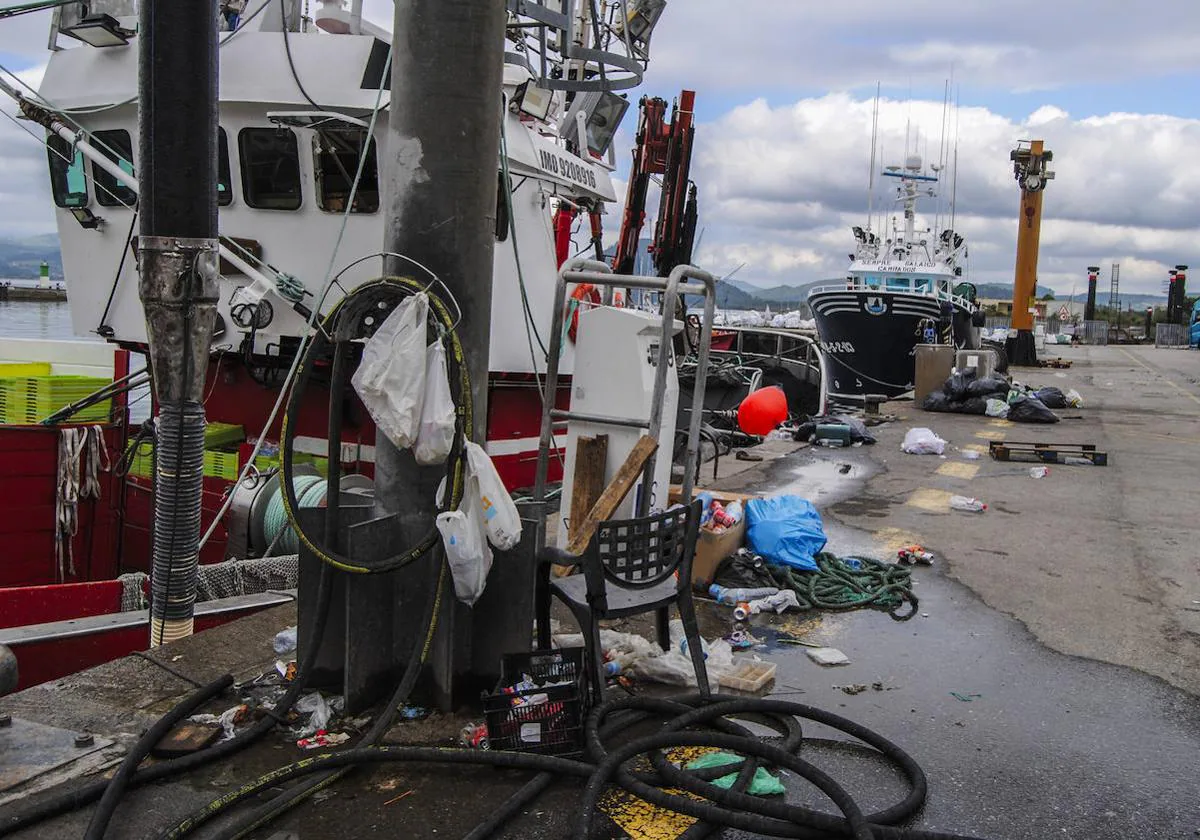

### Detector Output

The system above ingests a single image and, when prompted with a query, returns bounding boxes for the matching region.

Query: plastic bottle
[696,491,714,525]
[724,500,743,525]
[708,584,780,606]
[948,495,987,513]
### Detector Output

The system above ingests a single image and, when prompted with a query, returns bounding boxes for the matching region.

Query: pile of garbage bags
[921,368,1081,424]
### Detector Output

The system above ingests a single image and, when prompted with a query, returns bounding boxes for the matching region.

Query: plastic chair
[535,499,709,704]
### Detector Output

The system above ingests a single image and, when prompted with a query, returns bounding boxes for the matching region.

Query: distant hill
[0,235,63,281]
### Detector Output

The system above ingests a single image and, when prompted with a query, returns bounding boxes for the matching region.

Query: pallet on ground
[988,440,1107,466]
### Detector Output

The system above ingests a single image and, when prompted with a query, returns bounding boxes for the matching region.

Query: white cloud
[688,92,1200,296]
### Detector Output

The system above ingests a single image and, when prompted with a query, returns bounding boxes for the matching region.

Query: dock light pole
[1008,140,1054,367]
[1173,265,1188,324]
[138,1,219,645]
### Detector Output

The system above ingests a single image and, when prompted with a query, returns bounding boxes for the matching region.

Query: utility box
[914,344,956,405]
[557,306,679,548]
[956,348,997,380]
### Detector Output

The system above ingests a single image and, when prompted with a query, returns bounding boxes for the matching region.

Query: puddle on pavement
[767,453,874,506]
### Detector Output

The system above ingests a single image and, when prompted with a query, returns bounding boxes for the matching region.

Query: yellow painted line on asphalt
[963,443,988,453]
[599,746,715,838]
[936,461,980,479]
[1116,347,1200,408]
[873,526,924,553]
[988,418,1014,428]
[974,430,1006,440]
[906,488,953,512]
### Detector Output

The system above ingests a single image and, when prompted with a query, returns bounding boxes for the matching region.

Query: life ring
[567,283,602,343]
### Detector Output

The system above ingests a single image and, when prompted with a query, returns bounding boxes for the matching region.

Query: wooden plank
[565,435,657,556]
[567,434,608,544]
[560,434,608,577]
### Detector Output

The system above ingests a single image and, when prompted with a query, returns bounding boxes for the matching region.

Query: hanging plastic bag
[436,473,493,606]
[352,293,429,449]
[464,441,522,550]
[413,339,456,465]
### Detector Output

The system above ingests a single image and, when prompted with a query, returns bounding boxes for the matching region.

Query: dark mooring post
[373,0,509,708]
[138,3,219,645]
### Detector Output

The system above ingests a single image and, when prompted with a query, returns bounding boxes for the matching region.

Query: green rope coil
[767,553,918,621]
[263,474,326,555]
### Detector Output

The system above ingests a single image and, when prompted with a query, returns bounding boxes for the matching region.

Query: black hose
[0,564,335,838]
[83,674,234,840]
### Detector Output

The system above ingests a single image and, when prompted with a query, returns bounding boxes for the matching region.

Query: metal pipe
[139,1,219,646]
[549,409,649,429]
[679,266,717,504]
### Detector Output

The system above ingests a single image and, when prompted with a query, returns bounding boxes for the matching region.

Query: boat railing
[702,326,828,415]
[807,282,976,311]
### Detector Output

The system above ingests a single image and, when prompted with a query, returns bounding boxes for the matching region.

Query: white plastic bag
[436,473,493,606]
[464,441,521,550]
[1065,388,1084,408]
[351,293,428,449]
[413,340,456,465]
[985,398,1009,418]
[901,427,946,455]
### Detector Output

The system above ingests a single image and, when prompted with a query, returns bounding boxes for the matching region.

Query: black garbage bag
[1033,386,1067,409]
[960,396,989,415]
[942,368,979,400]
[1007,396,1059,423]
[965,377,1010,398]
[713,549,781,591]
[791,421,816,442]
[922,391,961,413]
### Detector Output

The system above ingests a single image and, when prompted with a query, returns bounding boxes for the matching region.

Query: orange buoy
[737,386,788,435]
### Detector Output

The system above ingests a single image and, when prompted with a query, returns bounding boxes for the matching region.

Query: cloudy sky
[2,1,1199,296]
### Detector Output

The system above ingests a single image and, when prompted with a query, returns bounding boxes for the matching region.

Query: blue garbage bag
[745,495,827,572]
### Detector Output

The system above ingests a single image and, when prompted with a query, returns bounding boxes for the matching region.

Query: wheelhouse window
[239,128,302,210]
[218,127,232,207]
[47,134,88,208]
[313,128,378,213]
[91,129,136,208]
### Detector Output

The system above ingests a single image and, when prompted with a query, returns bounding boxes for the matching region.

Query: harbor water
[0,295,151,421]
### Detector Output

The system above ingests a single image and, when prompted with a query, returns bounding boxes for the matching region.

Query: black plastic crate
[482,647,589,757]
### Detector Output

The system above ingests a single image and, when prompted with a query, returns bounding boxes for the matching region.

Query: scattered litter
[836,683,869,695]
[709,584,779,607]
[719,661,777,693]
[777,637,821,648]
[897,545,934,566]
[297,730,350,750]
[188,704,249,742]
[735,450,763,462]
[383,789,415,806]
[838,463,852,474]
[985,399,1009,419]
[1029,466,1049,479]
[734,590,801,620]
[806,647,850,667]
[273,626,297,655]
[724,628,756,650]
[1065,389,1084,408]
[1063,456,1094,466]
[398,705,429,721]
[293,692,343,738]
[962,450,982,460]
[685,752,785,795]
[459,722,490,749]
[950,692,982,702]
[948,495,987,513]
[901,427,946,455]
[921,613,930,618]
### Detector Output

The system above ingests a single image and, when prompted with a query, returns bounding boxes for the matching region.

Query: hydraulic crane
[612,89,698,276]
[1008,139,1054,366]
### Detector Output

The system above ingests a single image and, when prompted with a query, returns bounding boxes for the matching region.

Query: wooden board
[559,434,608,577]
[565,435,657,556]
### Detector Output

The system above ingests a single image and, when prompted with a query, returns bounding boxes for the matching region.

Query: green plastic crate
[0,375,112,425]
[124,443,241,481]
[205,422,245,449]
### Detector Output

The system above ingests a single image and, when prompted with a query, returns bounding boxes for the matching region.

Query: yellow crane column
[1009,139,1054,366]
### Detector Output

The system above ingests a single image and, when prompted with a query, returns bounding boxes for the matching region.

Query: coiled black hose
[152,691,986,840]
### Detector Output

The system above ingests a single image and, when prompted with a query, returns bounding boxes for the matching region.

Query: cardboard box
[669,486,755,588]
[691,519,746,588]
